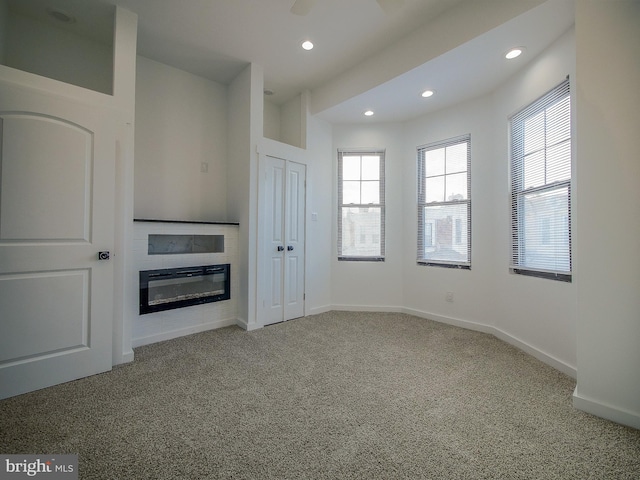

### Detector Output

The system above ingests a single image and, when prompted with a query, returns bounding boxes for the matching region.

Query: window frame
[417,134,471,269]
[337,149,386,262]
[509,77,572,282]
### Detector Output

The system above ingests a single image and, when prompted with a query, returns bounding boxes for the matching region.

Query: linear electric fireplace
[139,264,230,315]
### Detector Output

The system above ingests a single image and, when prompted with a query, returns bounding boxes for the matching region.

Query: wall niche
[0,0,115,95]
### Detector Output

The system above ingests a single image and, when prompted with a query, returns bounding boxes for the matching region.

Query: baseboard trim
[307,304,333,316]
[132,318,238,348]
[404,307,576,378]
[573,388,640,430]
[332,304,405,313]
[236,318,263,331]
[330,305,577,379]
[120,349,135,365]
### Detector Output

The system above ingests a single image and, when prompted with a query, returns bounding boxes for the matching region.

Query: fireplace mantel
[134,218,239,226]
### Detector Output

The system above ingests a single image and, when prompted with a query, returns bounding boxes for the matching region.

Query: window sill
[338,256,385,262]
[417,261,470,270]
[510,268,572,282]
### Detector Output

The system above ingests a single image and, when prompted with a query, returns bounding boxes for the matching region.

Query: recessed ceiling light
[421,90,435,98]
[302,40,314,51]
[364,110,375,117]
[46,7,76,24]
[505,47,524,59]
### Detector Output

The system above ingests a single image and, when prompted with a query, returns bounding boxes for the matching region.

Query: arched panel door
[0,82,115,399]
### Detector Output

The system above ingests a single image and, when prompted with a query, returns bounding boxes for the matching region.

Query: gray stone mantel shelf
[134,218,239,226]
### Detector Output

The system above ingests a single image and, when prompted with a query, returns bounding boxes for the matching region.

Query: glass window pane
[361,181,380,204]
[424,148,445,177]
[520,187,570,272]
[342,156,361,180]
[422,203,469,263]
[361,155,380,180]
[523,150,545,189]
[446,143,468,173]
[546,96,570,146]
[546,140,571,184]
[524,111,544,155]
[342,181,360,204]
[425,176,445,203]
[341,207,381,257]
[446,172,467,201]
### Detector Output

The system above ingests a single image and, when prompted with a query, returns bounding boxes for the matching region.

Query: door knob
[287,245,294,251]
[277,246,284,252]
[98,251,110,260]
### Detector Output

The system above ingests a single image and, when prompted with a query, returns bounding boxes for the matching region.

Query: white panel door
[0,81,115,399]
[261,156,305,326]
[283,161,305,321]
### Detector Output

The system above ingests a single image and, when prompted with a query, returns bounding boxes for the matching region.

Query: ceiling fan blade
[377,0,405,15]
[290,0,316,16]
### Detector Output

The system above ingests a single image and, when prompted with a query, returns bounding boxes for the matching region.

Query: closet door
[262,155,305,326]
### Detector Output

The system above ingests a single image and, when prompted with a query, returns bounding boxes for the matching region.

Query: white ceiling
[11,0,575,124]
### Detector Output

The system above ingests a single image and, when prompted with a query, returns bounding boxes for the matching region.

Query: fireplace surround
[139,264,230,315]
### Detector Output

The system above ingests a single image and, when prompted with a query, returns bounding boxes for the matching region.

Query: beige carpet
[1,311,639,479]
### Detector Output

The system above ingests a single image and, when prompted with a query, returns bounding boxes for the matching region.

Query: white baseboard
[332,304,405,313]
[120,349,135,364]
[132,317,238,348]
[404,307,576,378]
[402,307,495,334]
[307,304,333,316]
[331,304,577,379]
[236,317,263,331]
[573,387,640,430]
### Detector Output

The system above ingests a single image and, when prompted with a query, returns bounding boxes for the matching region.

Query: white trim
[332,305,577,379]
[308,304,333,316]
[132,317,237,348]
[333,304,405,313]
[120,349,135,364]
[236,317,263,331]
[404,307,576,378]
[573,388,640,430]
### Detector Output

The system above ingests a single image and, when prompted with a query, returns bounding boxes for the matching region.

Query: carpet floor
[1,311,639,479]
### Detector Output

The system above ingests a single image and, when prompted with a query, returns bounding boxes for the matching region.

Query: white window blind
[510,78,571,281]
[338,149,385,261]
[417,135,471,268]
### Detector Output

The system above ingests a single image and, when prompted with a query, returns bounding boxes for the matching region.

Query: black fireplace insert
[139,264,230,314]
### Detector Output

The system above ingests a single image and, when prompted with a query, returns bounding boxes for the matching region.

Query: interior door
[262,155,305,326]
[0,81,115,399]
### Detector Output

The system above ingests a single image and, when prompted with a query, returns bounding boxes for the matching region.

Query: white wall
[331,123,406,310]
[227,63,263,329]
[134,56,228,222]
[4,10,112,94]
[402,95,499,330]
[281,94,303,148]
[573,0,640,429]
[264,94,304,149]
[330,27,577,377]
[305,110,334,315]
[264,99,281,143]
[487,28,576,373]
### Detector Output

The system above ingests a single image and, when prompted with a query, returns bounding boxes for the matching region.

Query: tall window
[338,149,385,261]
[417,135,471,268]
[510,78,571,281]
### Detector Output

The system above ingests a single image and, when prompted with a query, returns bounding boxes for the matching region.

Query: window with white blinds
[417,135,471,268]
[510,78,571,281]
[338,149,385,261]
